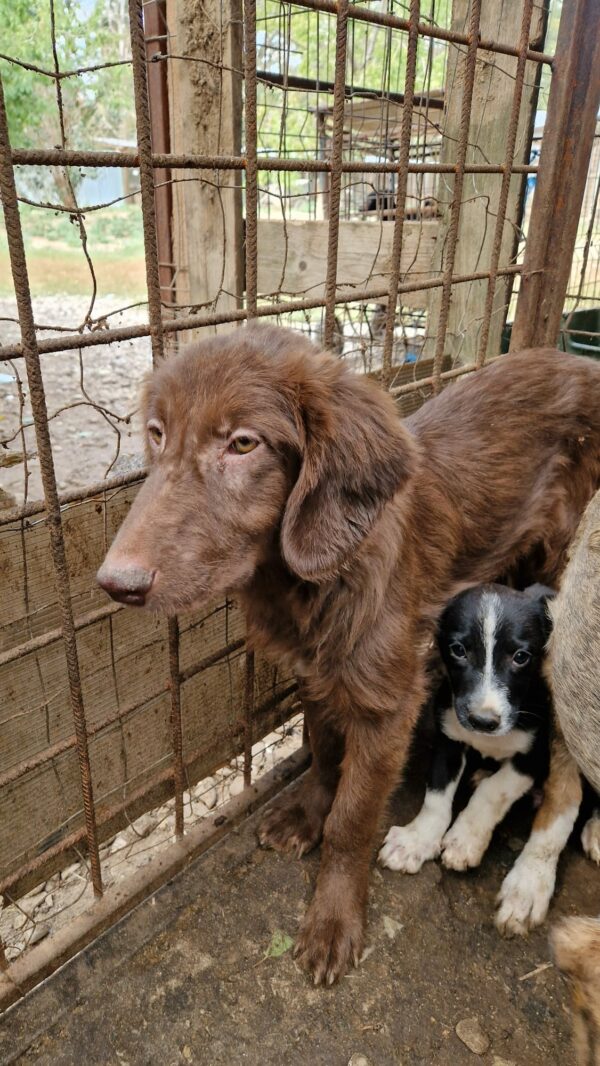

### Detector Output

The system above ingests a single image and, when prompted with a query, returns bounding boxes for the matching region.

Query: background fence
[0,0,599,1002]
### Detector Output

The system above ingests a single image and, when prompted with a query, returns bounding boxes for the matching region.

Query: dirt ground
[1,747,597,1066]
[0,295,151,506]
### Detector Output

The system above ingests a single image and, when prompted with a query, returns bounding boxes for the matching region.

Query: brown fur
[97,324,600,985]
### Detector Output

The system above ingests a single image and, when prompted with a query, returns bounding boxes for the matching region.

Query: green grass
[0,202,146,297]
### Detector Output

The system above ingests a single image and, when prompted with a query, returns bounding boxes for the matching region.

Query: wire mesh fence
[0,0,599,993]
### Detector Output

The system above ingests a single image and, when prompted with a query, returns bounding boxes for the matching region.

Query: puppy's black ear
[524,583,556,637]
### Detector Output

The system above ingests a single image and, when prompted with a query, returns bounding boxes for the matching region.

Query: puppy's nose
[468,709,501,733]
[96,562,155,606]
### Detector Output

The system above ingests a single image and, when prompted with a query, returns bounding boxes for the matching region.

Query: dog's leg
[582,808,600,865]
[293,702,421,985]
[258,699,343,857]
[441,760,534,871]
[552,916,600,1066]
[496,733,581,936]
[379,731,465,873]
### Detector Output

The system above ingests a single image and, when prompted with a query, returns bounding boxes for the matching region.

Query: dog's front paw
[581,812,600,865]
[441,823,487,871]
[293,897,365,986]
[495,853,554,937]
[379,823,441,873]
[258,782,330,858]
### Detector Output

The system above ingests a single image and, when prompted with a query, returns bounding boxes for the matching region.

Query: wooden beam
[511,0,600,349]
[257,219,438,309]
[425,0,547,362]
[166,0,243,339]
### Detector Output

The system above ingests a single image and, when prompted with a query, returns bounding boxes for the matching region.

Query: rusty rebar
[476,0,535,367]
[243,650,255,787]
[0,601,123,669]
[9,147,539,174]
[323,0,350,348]
[382,0,420,378]
[244,0,258,316]
[432,0,482,393]
[0,266,524,364]
[128,0,185,836]
[288,0,552,64]
[0,73,103,898]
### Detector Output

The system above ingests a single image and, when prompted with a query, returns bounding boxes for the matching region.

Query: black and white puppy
[380,583,554,885]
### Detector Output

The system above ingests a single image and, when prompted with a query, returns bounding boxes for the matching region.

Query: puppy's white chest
[441,708,534,759]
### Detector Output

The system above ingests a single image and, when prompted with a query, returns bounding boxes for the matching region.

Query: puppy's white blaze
[379,765,464,873]
[470,590,512,730]
[442,762,533,869]
[496,804,580,934]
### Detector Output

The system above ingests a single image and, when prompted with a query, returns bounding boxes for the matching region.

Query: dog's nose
[467,709,501,733]
[96,562,155,606]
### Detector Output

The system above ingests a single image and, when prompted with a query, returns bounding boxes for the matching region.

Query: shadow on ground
[1,737,597,1066]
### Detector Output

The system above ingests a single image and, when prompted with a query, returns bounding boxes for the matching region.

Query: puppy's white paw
[581,812,600,865]
[495,853,554,936]
[441,823,487,871]
[379,823,441,874]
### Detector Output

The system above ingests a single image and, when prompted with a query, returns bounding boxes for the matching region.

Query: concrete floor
[1,760,597,1066]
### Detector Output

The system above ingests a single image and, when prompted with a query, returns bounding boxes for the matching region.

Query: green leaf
[264,930,294,959]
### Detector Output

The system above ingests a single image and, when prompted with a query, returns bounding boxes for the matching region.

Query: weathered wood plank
[425,0,547,362]
[257,219,438,309]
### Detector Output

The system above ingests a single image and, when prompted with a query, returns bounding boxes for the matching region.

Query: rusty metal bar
[145,0,175,305]
[128,0,185,838]
[511,0,600,350]
[0,265,524,363]
[0,72,103,898]
[323,0,349,348]
[0,469,145,525]
[288,0,553,65]
[390,354,501,397]
[0,683,299,900]
[8,148,540,174]
[243,651,255,787]
[476,0,535,367]
[244,0,259,315]
[382,0,420,378]
[432,0,482,393]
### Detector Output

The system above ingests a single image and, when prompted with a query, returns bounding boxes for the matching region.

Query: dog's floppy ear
[280,359,418,582]
[524,583,557,637]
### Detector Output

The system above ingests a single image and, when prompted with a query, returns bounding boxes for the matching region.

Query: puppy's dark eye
[147,421,164,448]
[512,650,531,667]
[449,641,466,660]
[229,435,259,455]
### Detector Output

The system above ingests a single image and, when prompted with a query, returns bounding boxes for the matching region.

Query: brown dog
[97,324,600,985]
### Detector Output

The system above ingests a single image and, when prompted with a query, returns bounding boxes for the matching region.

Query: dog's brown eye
[147,421,163,448]
[230,436,258,454]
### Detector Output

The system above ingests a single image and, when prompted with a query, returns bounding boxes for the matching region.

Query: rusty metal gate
[0,0,599,1006]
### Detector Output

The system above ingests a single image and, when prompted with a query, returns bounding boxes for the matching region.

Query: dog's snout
[467,709,501,733]
[96,562,155,606]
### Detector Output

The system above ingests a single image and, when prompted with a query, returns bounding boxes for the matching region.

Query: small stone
[382,915,403,940]
[348,1056,371,1066]
[61,863,82,881]
[182,1046,193,1062]
[111,833,129,853]
[43,894,54,910]
[29,923,50,946]
[455,1018,490,1056]
[493,1058,516,1066]
[507,837,525,853]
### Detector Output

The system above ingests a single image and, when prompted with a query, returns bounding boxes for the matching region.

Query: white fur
[582,810,600,864]
[465,592,513,731]
[441,761,534,870]
[496,804,579,935]
[379,764,465,873]
[442,707,533,760]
